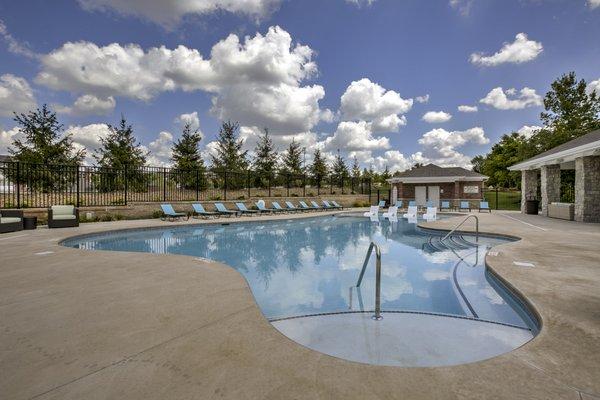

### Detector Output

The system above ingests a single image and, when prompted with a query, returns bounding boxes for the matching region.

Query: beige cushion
[51,205,75,216]
[52,214,76,220]
[0,217,21,224]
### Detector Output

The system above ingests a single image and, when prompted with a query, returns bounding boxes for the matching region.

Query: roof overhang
[387,176,487,184]
[509,139,600,171]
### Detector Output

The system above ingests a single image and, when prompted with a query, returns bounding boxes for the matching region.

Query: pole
[15,162,21,209]
[162,167,166,202]
[496,188,499,210]
[223,171,227,201]
[247,170,251,199]
[196,168,199,201]
[373,245,382,321]
[76,165,80,208]
[124,164,128,206]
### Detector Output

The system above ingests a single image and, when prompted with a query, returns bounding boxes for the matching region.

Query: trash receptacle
[525,199,539,215]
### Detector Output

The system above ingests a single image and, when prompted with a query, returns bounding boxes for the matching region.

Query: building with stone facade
[387,164,487,208]
[509,129,600,223]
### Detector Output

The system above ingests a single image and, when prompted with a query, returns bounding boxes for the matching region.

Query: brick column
[454,181,460,208]
[521,170,538,214]
[540,164,561,217]
[575,156,600,222]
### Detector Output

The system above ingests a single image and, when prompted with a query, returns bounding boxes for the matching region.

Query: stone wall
[541,164,561,217]
[521,170,538,213]
[575,156,600,222]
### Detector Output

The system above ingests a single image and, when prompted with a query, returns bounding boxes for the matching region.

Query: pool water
[63,215,538,366]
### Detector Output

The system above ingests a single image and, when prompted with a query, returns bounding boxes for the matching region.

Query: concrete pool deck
[0,210,599,399]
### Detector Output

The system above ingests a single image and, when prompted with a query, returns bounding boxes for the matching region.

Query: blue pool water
[62,215,535,331]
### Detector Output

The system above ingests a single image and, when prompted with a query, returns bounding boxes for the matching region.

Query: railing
[0,161,372,208]
[441,215,479,243]
[355,241,383,321]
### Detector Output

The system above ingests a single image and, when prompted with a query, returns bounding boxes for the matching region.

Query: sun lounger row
[159,200,344,220]
[376,200,491,212]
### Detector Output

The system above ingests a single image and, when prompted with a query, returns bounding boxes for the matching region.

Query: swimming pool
[62,215,538,366]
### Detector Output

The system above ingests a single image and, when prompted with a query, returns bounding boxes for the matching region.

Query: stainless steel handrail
[441,214,479,243]
[355,241,383,320]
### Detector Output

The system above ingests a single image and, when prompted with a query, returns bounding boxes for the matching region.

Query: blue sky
[1,0,599,170]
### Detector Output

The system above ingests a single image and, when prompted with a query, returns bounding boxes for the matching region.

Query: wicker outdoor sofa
[0,209,24,233]
[48,205,79,229]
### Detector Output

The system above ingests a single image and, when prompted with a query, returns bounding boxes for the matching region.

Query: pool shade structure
[509,129,600,222]
[387,164,487,209]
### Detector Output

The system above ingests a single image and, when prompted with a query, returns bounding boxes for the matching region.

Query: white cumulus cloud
[517,125,541,139]
[458,105,478,113]
[587,79,600,96]
[415,94,430,104]
[56,94,115,115]
[480,87,542,110]
[65,123,112,165]
[323,121,390,152]
[588,0,600,9]
[0,126,23,155]
[175,111,201,132]
[0,74,37,117]
[418,127,489,168]
[422,111,452,124]
[77,0,281,28]
[470,33,543,67]
[146,131,174,166]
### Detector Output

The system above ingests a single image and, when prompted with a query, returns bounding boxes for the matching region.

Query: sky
[0,0,599,170]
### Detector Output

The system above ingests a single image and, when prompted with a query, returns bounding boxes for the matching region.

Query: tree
[332,150,349,178]
[10,104,84,165]
[351,156,361,179]
[310,149,328,185]
[281,139,303,175]
[94,115,147,193]
[210,121,248,171]
[95,115,147,169]
[171,122,205,189]
[473,132,526,188]
[253,128,278,177]
[8,104,84,193]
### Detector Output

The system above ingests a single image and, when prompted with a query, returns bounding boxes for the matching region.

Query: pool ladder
[441,215,479,243]
[355,241,383,321]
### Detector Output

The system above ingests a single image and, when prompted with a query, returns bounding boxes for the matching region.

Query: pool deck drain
[0,210,599,399]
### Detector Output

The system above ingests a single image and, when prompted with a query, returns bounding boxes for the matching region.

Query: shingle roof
[519,129,600,164]
[394,163,486,178]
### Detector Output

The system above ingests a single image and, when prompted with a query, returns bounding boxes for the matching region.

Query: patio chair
[48,205,80,228]
[272,202,288,213]
[378,200,386,207]
[159,204,188,221]
[256,202,279,214]
[330,200,344,210]
[395,200,403,209]
[322,200,341,210]
[459,201,471,212]
[310,200,324,211]
[214,203,240,217]
[423,206,437,221]
[235,202,259,216]
[0,209,23,233]
[363,205,379,218]
[403,205,418,219]
[382,206,398,220]
[440,201,451,211]
[408,200,416,207]
[191,203,219,219]
[299,201,317,211]
[479,201,491,213]
[285,201,301,212]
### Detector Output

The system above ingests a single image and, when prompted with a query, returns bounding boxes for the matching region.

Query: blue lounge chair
[160,204,188,221]
[299,201,317,211]
[330,200,344,210]
[378,200,386,207]
[256,202,279,213]
[191,203,219,219]
[235,202,259,216]
[440,201,451,211]
[426,201,435,207]
[310,200,324,211]
[285,201,300,212]
[322,200,340,210]
[395,200,403,209]
[214,202,239,217]
[479,201,491,213]
[408,200,416,207]
[460,201,471,212]
[272,202,288,212]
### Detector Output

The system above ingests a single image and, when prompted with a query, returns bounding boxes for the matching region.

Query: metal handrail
[355,241,383,320]
[441,215,479,243]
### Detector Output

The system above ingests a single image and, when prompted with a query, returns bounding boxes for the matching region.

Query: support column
[454,181,460,208]
[540,164,561,217]
[575,156,600,222]
[520,170,538,214]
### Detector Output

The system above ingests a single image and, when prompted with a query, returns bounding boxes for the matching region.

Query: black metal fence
[483,188,522,210]
[0,161,371,209]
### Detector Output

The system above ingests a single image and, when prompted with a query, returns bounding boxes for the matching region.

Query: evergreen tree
[10,104,84,165]
[381,165,391,182]
[351,156,361,179]
[281,139,303,175]
[253,128,278,177]
[310,148,328,181]
[94,115,147,169]
[210,121,248,171]
[171,122,205,189]
[332,150,349,178]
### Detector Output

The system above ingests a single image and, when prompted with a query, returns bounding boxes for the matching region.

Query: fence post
[317,176,320,196]
[377,189,380,205]
[196,169,199,201]
[163,167,167,202]
[303,174,306,197]
[286,173,290,197]
[76,165,80,208]
[223,171,227,201]
[496,188,499,210]
[341,176,344,195]
[123,164,128,206]
[16,162,21,209]
[247,170,251,199]
[268,174,271,197]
